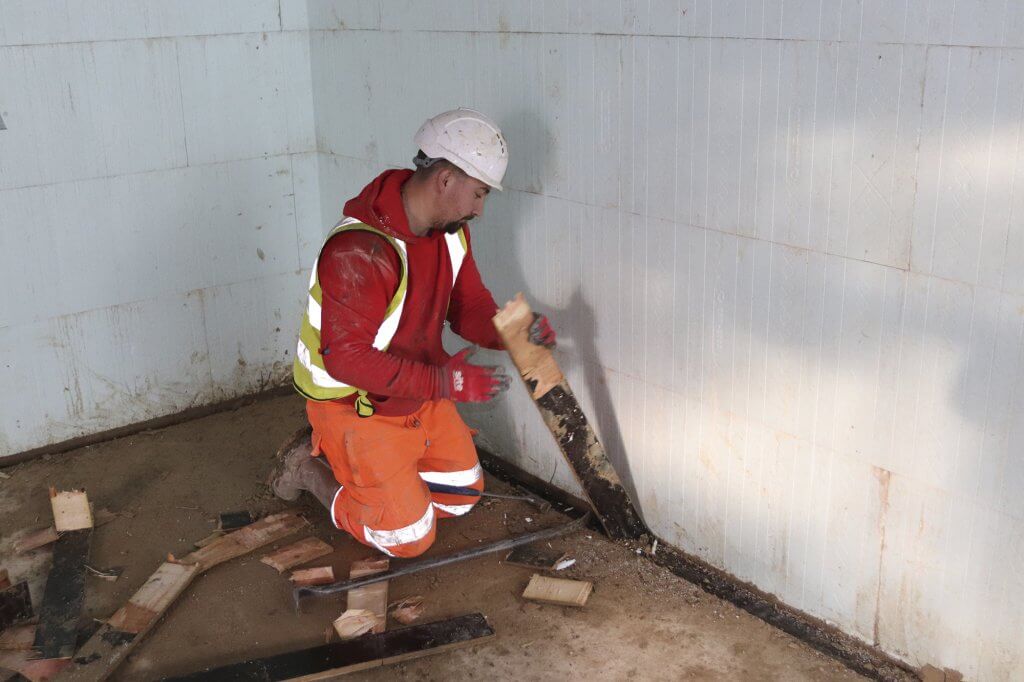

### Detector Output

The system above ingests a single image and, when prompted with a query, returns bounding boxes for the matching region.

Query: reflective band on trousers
[363,503,435,554]
[418,463,482,488]
[433,501,474,516]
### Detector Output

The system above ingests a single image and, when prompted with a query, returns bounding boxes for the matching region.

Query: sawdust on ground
[0,395,865,681]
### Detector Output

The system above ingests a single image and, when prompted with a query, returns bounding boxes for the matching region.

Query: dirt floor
[0,394,865,681]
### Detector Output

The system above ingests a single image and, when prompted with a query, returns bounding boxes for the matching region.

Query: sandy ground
[0,394,864,681]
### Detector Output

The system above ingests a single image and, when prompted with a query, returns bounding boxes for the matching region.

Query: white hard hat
[413,108,508,190]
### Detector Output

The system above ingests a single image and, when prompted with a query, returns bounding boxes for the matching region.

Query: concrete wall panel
[307,8,1024,677]
[0,0,280,47]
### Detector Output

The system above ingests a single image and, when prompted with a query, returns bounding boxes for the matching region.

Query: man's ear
[436,166,454,191]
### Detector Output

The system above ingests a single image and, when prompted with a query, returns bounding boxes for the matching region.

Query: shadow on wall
[458,107,646,522]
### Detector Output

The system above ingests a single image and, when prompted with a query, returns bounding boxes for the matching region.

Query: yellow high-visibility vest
[292,217,468,416]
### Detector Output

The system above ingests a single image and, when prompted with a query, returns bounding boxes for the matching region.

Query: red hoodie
[316,169,504,416]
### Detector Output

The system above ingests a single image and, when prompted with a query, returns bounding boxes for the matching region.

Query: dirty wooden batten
[493,294,646,540]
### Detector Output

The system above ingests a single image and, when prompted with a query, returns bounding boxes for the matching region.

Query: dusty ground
[0,394,864,681]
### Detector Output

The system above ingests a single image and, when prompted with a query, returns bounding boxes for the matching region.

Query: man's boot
[268,425,340,510]
[268,426,315,501]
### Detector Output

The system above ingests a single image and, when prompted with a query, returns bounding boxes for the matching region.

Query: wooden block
[289,566,334,587]
[493,294,646,541]
[346,558,389,634]
[163,613,495,681]
[56,511,305,682]
[34,529,92,659]
[14,526,60,554]
[0,582,32,630]
[260,537,333,573]
[521,574,592,607]
[492,293,564,399]
[0,623,36,650]
[49,489,93,532]
[504,545,567,570]
[332,609,377,640]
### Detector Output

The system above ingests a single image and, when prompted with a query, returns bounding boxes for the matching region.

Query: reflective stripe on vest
[293,217,468,404]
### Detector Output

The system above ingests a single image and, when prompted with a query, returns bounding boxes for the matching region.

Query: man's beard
[438,217,473,234]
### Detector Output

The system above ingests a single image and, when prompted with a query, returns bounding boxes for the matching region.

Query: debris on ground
[0,581,32,630]
[522,574,592,607]
[345,558,389,633]
[217,510,254,531]
[259,537,332,572]
[84,564,123,581]
[553,558,576,571]
[504,545,567,570]
[289,566,334,586]
[388,595,425,624]
[33,488,94,663]
[174,613,495,680]
[63,511,307,681]
[332,608,377,639]
[13,527,59,555]
[0,621,35,650]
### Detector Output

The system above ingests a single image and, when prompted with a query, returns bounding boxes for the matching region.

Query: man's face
[437,172,490,234]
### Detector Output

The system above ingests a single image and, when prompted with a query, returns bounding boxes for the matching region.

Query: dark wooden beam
[165,613,494,681]
[493,294,646,540]
[33,530,92,659]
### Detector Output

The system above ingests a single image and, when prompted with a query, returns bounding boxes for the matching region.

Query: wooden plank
[521,574,592,607]
[56,511,305,682]
[33,529,92,659]
[179,512,308,572]
[289,567,334,587]
[15,509,118,555]
[260,537,333,573]
[0,582,33,630]
[163,613,494,681]
[104,562,200,634]
[14,527,60,554]
[331,610,377,640]
[346,558,388,634]
[493,294,646,540]
[49,489,93,532]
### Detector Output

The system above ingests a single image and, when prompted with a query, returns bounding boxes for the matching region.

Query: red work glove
[528,313,557,348]
[440,347,511,402]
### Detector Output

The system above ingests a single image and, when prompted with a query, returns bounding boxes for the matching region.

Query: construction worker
[269,108,556,557]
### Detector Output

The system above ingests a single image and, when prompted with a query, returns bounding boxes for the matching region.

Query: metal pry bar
[293,513,590,610]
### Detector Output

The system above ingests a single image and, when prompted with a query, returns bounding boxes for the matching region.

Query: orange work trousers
[306,398,484,558]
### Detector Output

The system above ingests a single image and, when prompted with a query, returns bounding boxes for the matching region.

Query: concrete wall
[0,2,325,455]
[305,2,1024,678]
